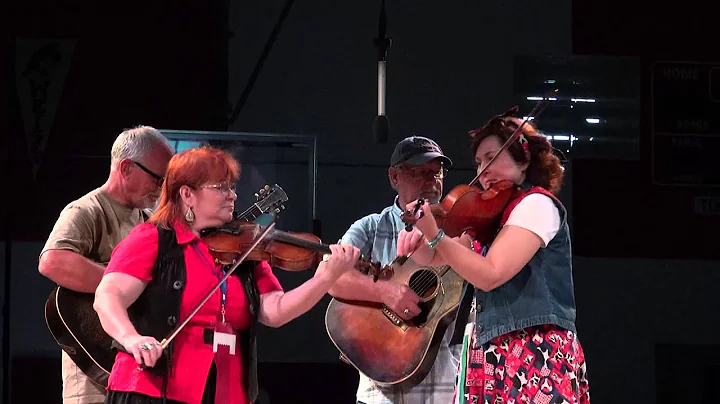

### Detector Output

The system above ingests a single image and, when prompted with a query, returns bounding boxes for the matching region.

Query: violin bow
[467,89,558,187]
[158,220,277,349]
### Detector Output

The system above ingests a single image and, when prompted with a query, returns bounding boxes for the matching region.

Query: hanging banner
[15,38,76,179]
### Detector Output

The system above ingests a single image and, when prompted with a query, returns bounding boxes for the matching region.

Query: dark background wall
[3,0,719,403]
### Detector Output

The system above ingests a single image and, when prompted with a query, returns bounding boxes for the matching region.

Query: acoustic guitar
[44,184,288,387]
[324,255,465,390]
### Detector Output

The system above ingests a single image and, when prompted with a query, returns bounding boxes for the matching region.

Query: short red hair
[150,146,240,228]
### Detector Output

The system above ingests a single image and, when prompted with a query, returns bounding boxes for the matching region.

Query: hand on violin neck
[315,243,361,283]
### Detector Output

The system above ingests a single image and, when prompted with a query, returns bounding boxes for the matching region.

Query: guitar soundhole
[408,269,439,302]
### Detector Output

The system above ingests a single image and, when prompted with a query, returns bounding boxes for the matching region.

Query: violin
[202,221,389,280]
[401,91,557,245]
[125,184,392,363]
[197,184,389,280]
[402,180,517,245]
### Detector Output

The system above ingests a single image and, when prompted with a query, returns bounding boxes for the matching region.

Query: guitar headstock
[225,184,289,229]
[254,184,288,216]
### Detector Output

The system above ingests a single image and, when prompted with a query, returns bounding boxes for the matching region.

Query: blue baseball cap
[390,136,452,167]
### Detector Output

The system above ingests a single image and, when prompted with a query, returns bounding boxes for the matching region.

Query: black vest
[123,225,261,402]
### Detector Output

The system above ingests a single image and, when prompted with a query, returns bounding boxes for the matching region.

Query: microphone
[373,0,391,144]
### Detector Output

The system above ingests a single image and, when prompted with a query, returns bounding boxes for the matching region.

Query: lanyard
[192,242,228,321]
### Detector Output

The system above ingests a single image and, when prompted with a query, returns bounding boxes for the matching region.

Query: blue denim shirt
[470,185,576,348]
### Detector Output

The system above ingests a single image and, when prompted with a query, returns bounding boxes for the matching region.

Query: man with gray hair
[39,125,174,403]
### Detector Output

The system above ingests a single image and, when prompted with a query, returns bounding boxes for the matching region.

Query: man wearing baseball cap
[329,136,457,403]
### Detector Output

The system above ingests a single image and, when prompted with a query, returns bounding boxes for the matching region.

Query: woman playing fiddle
[93,146,360,404]
[397,109,590,403]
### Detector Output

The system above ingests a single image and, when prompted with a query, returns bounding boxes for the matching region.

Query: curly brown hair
[470,109,564,194]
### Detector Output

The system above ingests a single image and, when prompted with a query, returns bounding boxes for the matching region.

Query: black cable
[228,0,297,127]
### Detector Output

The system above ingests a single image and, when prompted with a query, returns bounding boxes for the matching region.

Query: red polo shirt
[103,221,283,404]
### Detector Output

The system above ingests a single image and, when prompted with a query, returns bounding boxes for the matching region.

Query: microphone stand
[373,0,391,143]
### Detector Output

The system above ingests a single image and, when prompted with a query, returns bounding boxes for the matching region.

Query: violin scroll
[355,255,394,282]
[401,199,426,231]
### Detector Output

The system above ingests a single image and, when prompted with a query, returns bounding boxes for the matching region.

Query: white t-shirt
[504,193,561,247]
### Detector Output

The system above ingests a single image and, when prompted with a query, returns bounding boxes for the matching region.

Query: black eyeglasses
[397,166,448,181]
[133,161,164,187]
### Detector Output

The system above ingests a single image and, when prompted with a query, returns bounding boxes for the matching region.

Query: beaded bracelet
[427,229,446,249]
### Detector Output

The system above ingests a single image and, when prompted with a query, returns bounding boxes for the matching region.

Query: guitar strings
[410,271,436,297]
[408,265,451,300]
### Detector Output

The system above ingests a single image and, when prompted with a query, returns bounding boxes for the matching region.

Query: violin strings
[265,230,384,276]
[264,227,452,293]
[270,230,331,253]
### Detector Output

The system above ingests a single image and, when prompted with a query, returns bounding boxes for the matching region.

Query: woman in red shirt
[93,146,360,404]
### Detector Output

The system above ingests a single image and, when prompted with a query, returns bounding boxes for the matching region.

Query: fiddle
[117,184,392,368]
[202,221,390,281]
[402,180,517,245]
[196,184,389,281]
[401,91,557,245]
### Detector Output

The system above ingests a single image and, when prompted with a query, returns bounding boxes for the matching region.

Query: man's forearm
[327,270,389,303]
[39,250,105,293]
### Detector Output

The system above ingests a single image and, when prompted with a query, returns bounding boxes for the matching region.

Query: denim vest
[468,182,577,348]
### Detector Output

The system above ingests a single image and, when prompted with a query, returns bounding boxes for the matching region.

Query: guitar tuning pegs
[264,185,270,191]
[254,193,260,200]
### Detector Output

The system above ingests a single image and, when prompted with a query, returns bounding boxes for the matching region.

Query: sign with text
[694,196,720,216]
[652,61,720,186]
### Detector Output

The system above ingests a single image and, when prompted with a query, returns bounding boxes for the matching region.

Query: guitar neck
[235,203,267,222]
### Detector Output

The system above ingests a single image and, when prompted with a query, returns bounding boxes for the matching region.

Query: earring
[185,207,195,223]
[518,134,529,151]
